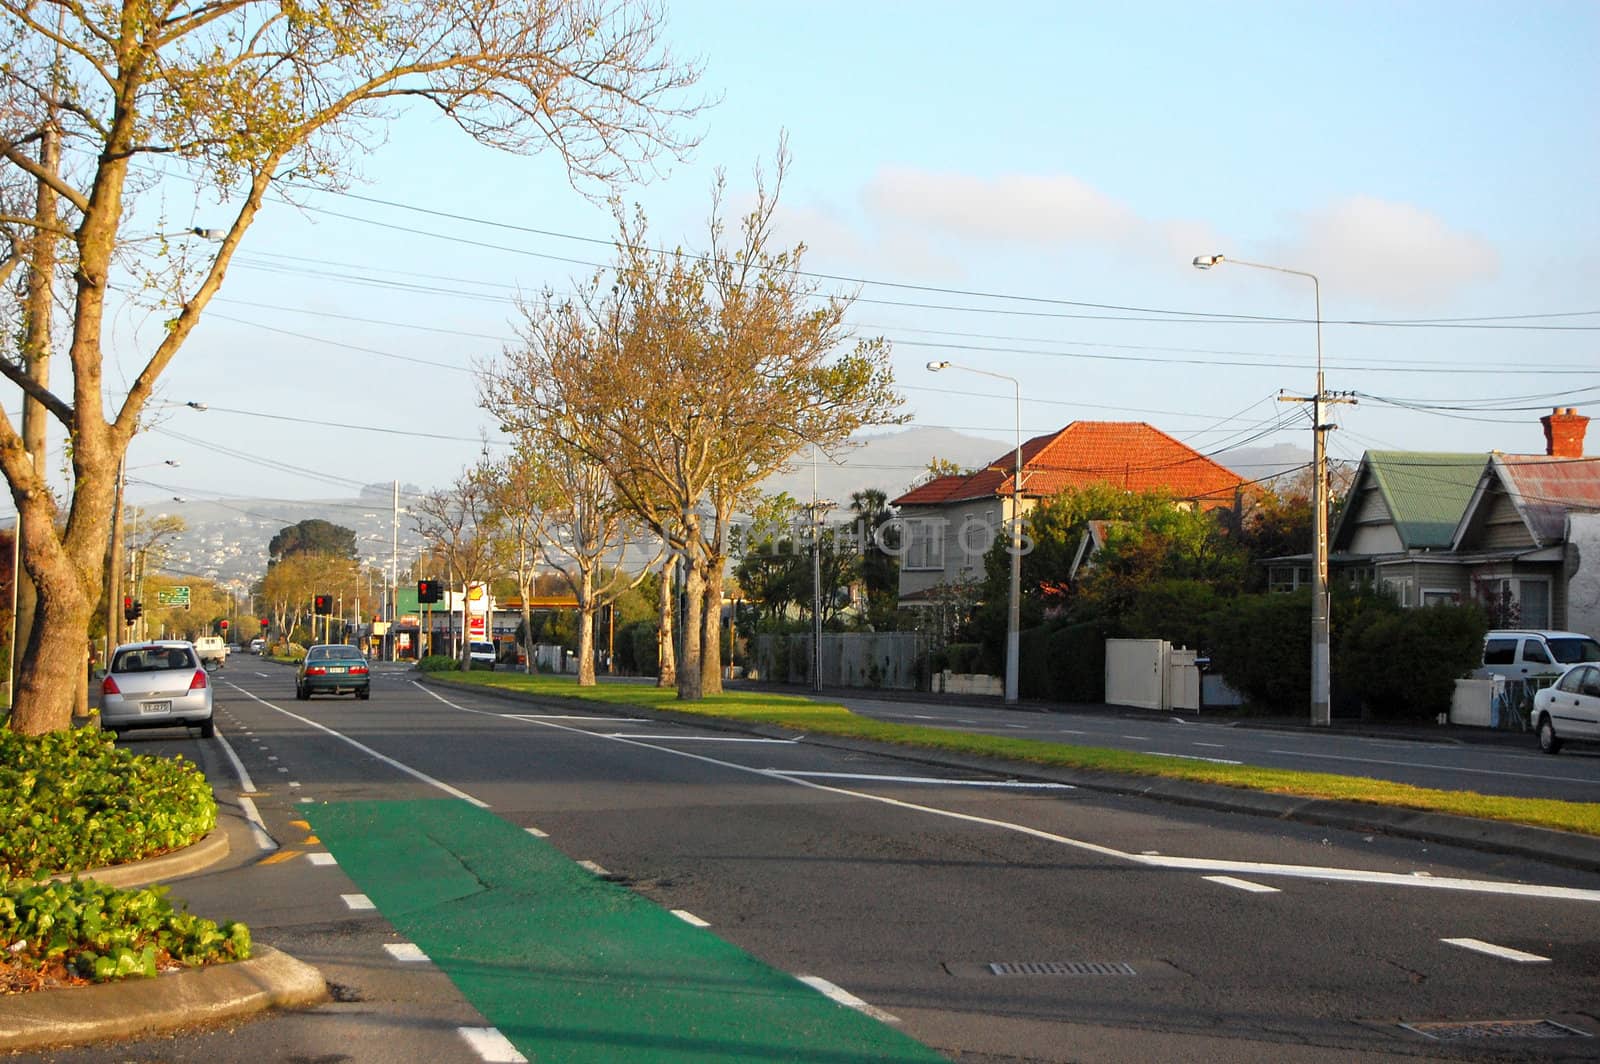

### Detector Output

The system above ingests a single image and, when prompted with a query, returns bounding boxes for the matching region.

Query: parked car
[296,644,370,700]
[1481,630,1600,682]
[468,641,497,670]
[194,635,228,669]
[1531,663,1600,754]
[249,638,266,654]
[99,641,214,738]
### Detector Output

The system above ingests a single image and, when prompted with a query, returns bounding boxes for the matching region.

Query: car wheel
[1538,716,1562,754]
[199,718,216,739]
[296,684,308,701]
[356,688,370,700]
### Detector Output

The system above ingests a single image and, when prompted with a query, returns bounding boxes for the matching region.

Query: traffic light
[313,594,331,615]
[132,602,143,620]
[123,596,135,623]
[219,619,229,632]
[417,579,441,604]
[260,618,269,630]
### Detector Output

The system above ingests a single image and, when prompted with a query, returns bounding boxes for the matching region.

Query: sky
[67,0,1599,515]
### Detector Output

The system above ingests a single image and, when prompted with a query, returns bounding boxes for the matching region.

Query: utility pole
[390,479,399,661]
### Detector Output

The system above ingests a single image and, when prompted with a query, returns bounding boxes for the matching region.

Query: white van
[1482,630,1600,682]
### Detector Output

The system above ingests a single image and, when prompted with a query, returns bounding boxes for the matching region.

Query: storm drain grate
[988,961,1137,977]
[1400,1019,1591,1041]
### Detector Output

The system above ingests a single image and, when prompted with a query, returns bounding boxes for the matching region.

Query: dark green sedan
[296,644,371,700]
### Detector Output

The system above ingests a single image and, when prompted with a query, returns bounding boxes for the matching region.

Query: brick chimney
[1540,407,1589,458]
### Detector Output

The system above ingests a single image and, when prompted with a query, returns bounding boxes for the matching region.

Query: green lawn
[433,671,1600,838]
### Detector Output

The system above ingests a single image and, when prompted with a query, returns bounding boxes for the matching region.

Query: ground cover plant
[0,727,247,992]
[434,672,1600,838]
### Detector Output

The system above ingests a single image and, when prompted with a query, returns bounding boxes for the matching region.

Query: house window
[902,518,945,571]
[1518,579,1551,628]
[1421,589,1461,607]
[1381,578,1408,606]
[1268,565,1309,592]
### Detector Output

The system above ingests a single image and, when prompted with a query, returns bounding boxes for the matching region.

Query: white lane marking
[1441,938,1550,963]
[224,682,489,808]
[342,894,375,910]
[525,827,549,838]
[235,795,277,851]
[276,766,289,773]
[289,781,301,789]
[1193,742,1226,749]
[215,731,259,793]
[413,684,1600,904]
[771,771,1073,790]
[384,942,431,962]
[604,734,798,743]
[1266,748,1599,786]
[1204,875,1280,894]
[507,714,647,722]
[1121,735,1150,741]
[457,1027,528,1063]
[297,797,314,803]
[307,852,337,867]
[1144,751,1244,765]
[267,755,278,761]
[254,672,269,678]
[577,860,610,876]
[1052,729,1088,736]
[672,909,710,927]
[797,975,900,1025]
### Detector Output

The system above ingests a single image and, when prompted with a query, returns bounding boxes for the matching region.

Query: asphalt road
[824,692,1600,803]
[33,661,1600,1063]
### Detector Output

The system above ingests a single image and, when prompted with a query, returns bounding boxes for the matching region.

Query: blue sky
[99,0,1597,508]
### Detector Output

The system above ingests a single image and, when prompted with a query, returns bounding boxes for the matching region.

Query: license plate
[329,666,346,674]
[140,700,171,715]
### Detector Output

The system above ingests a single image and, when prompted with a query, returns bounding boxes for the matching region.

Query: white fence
[1104,639,1200,712]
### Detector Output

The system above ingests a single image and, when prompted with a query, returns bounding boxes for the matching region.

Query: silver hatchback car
[100,641,215,738]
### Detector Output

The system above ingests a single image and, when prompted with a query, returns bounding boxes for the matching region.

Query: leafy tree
[850,488,900,631]
[269,520,357,564]
[0,0,703,734]
[483,146,903,701]
[412,472,497,669]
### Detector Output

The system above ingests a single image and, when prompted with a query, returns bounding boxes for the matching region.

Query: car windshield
[1549,638,1600,664]
[471,643,494,654]
[113,646,195,672]
[307,645,361,661]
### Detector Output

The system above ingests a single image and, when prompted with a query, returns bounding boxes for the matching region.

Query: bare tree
[0,0,704,733]
[413,473,497,667]
[479,448,546,674]
[484,146,903,700]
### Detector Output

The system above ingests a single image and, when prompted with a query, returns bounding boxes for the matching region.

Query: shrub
[1207,591,1313,711]
[943,642,986,674]
[0,874,250,982]
[1052,622,1107,703]
[1337,602,1487,720]
[0,728,216,880]
[417,654,459,673]
[1119,579,1221,651]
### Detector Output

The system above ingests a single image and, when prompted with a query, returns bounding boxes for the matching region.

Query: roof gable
[891,421,1244,508]
[1347,452,1487,549]
[1455,454,1600,549]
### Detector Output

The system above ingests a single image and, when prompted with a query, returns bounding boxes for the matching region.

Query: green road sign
[156,585,191,608]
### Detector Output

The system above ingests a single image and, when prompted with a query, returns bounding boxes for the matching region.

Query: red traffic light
[259,618,269,628]
[313,594,331,615]
[220,620,229,630]
[123,595,132,610]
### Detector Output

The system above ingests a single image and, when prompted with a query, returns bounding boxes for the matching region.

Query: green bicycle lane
[306,798,948,1063]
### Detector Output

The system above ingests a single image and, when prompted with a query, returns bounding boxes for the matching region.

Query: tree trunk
[656,557,676,688]
[678,555,704,701]
[520,594,535,673]
[577,569,596,686]
[700,561,723,696]
[8,552,94,735]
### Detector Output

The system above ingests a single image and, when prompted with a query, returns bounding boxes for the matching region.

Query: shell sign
[466,582,489,638]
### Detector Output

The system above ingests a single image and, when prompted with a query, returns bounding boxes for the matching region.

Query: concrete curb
[46,828,230,889]
[0,944,327,1052]
[421,674,1600,873]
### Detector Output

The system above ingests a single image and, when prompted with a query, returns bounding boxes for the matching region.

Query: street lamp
[1192,253,1331,727]
[925,359,1023,706]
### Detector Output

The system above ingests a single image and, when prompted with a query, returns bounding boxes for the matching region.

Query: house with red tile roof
[889,421,1245,608]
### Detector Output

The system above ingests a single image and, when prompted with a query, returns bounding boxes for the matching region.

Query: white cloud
[1269,197,1499,307]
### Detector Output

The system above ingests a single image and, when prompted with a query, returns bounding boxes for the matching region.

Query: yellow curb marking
[260,849,303,865]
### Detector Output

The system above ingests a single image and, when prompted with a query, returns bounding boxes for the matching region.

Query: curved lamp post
[1192,253,1330,727]
[926,359,1022,706]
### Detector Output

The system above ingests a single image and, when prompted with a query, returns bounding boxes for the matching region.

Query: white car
[99,641,215,738]
[468,641,497,670]
[1531,663,1600,754]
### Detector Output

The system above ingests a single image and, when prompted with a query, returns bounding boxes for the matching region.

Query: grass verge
[434,671,1600,838]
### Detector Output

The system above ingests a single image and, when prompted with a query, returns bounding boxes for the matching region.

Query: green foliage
[1337,601,1488,720]
[1119,579,1222,650]
[0,728,216,880]
[1019,622,1107,702]
[1206,590,1314,710]
[617,619,659,675]
[0,875,250,983]
[269,519,358,563]
[417,654,460,673]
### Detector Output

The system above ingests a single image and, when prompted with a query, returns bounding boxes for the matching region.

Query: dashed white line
[306,852,337,867]
[1193,742,1226,748]
[604,734,798,743]
[1204,875,1280,894]
[457,1026,527,1063]
[672,909,710,927]
[796,975,900,1024]
[1266,748,1597,785]
[1441,938,1549,963]
[1144,751,1244,765]
[341,893,375,911]
[384,942,431,963]
[577,860,610,877]
[525,827,549,838]
[771,771,1073,790]
[1121,735,1150,741]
